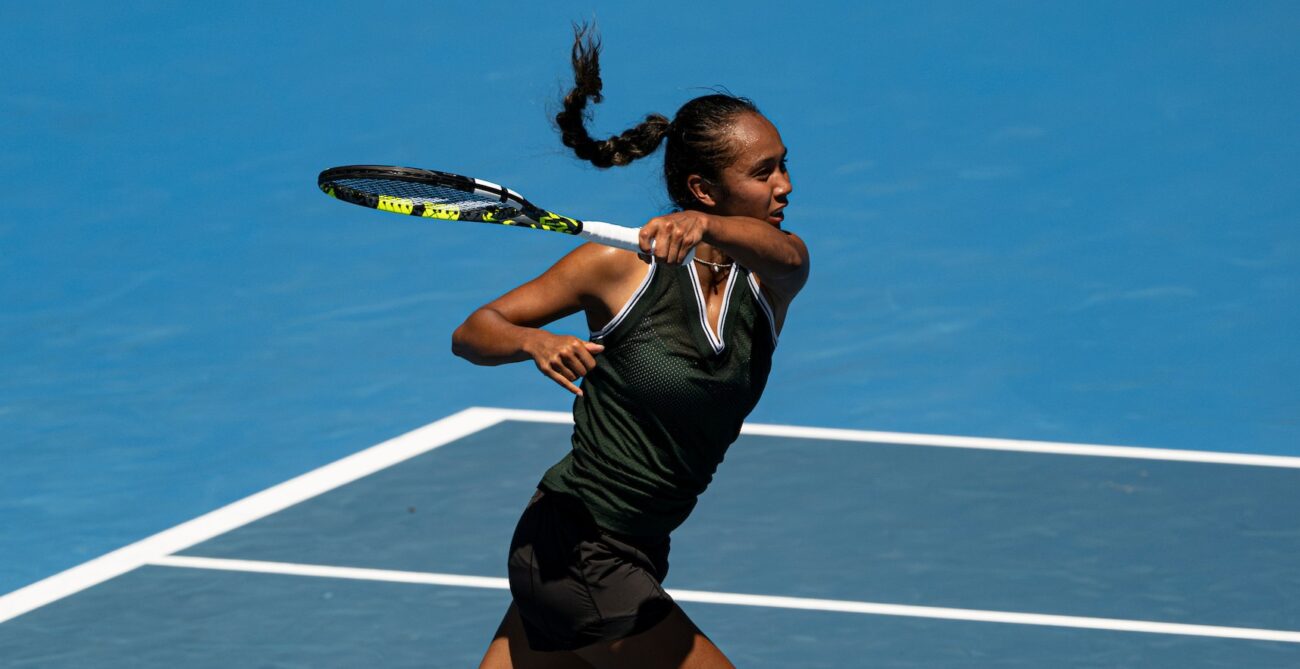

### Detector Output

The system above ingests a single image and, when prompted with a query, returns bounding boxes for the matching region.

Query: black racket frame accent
[318,165,545,225]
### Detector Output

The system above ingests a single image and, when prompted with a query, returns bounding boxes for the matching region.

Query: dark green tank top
[540,260,778,537]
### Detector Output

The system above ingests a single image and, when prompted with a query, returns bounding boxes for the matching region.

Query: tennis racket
[318,165,644,252]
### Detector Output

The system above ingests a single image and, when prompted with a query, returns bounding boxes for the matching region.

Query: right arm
[451,243,642,396]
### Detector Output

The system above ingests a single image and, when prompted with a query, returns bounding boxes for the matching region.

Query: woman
[455,25,807,669]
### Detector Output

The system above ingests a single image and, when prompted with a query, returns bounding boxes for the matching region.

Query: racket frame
[318,165,642,251]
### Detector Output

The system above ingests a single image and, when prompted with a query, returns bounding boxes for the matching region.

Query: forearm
[703,215,809,291]
[451,307,543,366]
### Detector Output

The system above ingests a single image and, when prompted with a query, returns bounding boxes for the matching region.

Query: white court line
[738,423,1300,469]
[488,408,1300,469]
[5,406,1299,625]
[149,554,1300,645]
[0,407,508,624]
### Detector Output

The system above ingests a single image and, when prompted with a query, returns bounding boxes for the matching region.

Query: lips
[768,207,785,224]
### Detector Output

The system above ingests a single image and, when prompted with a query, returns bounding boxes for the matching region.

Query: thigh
[573,604,734,669]
[479,604,595,669]
[508,489,674,651]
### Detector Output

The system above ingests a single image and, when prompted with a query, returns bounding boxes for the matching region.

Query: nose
[775,169,793,200]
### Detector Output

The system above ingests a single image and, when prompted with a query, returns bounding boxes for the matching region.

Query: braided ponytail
[555,24,670,168]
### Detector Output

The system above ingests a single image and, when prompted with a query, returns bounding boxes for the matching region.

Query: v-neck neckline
[686,261,739,355]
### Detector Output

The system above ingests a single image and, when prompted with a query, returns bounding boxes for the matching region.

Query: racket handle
[578,220,696,260]
[577,220,642,251]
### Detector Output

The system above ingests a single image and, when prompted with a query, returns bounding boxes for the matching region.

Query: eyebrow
[749,148,788,170]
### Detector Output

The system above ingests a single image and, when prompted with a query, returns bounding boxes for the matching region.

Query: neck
[691,244,734,284]
[693,243,732,267]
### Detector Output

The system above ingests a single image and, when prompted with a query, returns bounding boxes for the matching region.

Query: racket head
[318,165,583,234]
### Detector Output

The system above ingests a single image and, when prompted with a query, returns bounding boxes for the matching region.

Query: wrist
[698,212,718,242]
[519,327,550,358]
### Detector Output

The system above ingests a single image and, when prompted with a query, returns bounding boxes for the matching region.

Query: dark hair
[555,24,760,210]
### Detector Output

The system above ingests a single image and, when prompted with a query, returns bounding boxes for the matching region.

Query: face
[706,112,792,225]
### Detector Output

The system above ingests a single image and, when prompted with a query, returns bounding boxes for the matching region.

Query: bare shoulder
[474,242,648,330]
[549,242,649,294]
[551,243,652,331]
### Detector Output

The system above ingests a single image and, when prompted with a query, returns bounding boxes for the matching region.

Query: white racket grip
[578,220,696,260]
[577,220,642,251]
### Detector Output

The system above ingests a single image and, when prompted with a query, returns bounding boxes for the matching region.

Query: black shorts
[507,488,675,652]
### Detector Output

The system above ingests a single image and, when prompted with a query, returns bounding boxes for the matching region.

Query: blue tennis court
[3,409,1298,666]
[3,1,1298,666]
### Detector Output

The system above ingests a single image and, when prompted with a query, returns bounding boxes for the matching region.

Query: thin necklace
[693,256,735,272]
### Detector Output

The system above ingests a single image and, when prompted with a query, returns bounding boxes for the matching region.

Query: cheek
[721,181,772,217]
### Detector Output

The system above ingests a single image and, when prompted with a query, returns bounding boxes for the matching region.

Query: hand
[524,331,605,396]
[638,211,710,265]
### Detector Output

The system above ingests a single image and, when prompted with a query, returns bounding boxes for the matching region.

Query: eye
[752,154,789,180]
[755,162,780,178]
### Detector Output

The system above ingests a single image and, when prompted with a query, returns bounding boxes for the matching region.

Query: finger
[574,345,598,372]
[654,229,671,263]
[559,339,598,374]
[669,224,685,262]
[686,224,704,247]
[683,230,700,263]
[681,231,702,262]
[639,224,656,255]
[640,218,667,255]
[655,226,676,263]
[536,352,577,381]
[544,368,583,396]
[673,231,691,264]
[583,342,605,354]
[551,358,579,382]
[563,346,597,377]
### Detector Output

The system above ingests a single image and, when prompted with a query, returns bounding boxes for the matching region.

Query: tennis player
[455,25,808,669]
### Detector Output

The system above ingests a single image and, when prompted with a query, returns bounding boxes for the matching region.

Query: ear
[686,174,717,208]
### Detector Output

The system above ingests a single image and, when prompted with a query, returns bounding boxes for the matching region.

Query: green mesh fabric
[541,263,776,537]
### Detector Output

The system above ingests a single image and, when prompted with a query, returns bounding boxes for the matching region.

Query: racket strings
[335,178,504,214]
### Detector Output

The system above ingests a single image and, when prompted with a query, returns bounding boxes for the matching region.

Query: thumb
[584,342,605,353]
